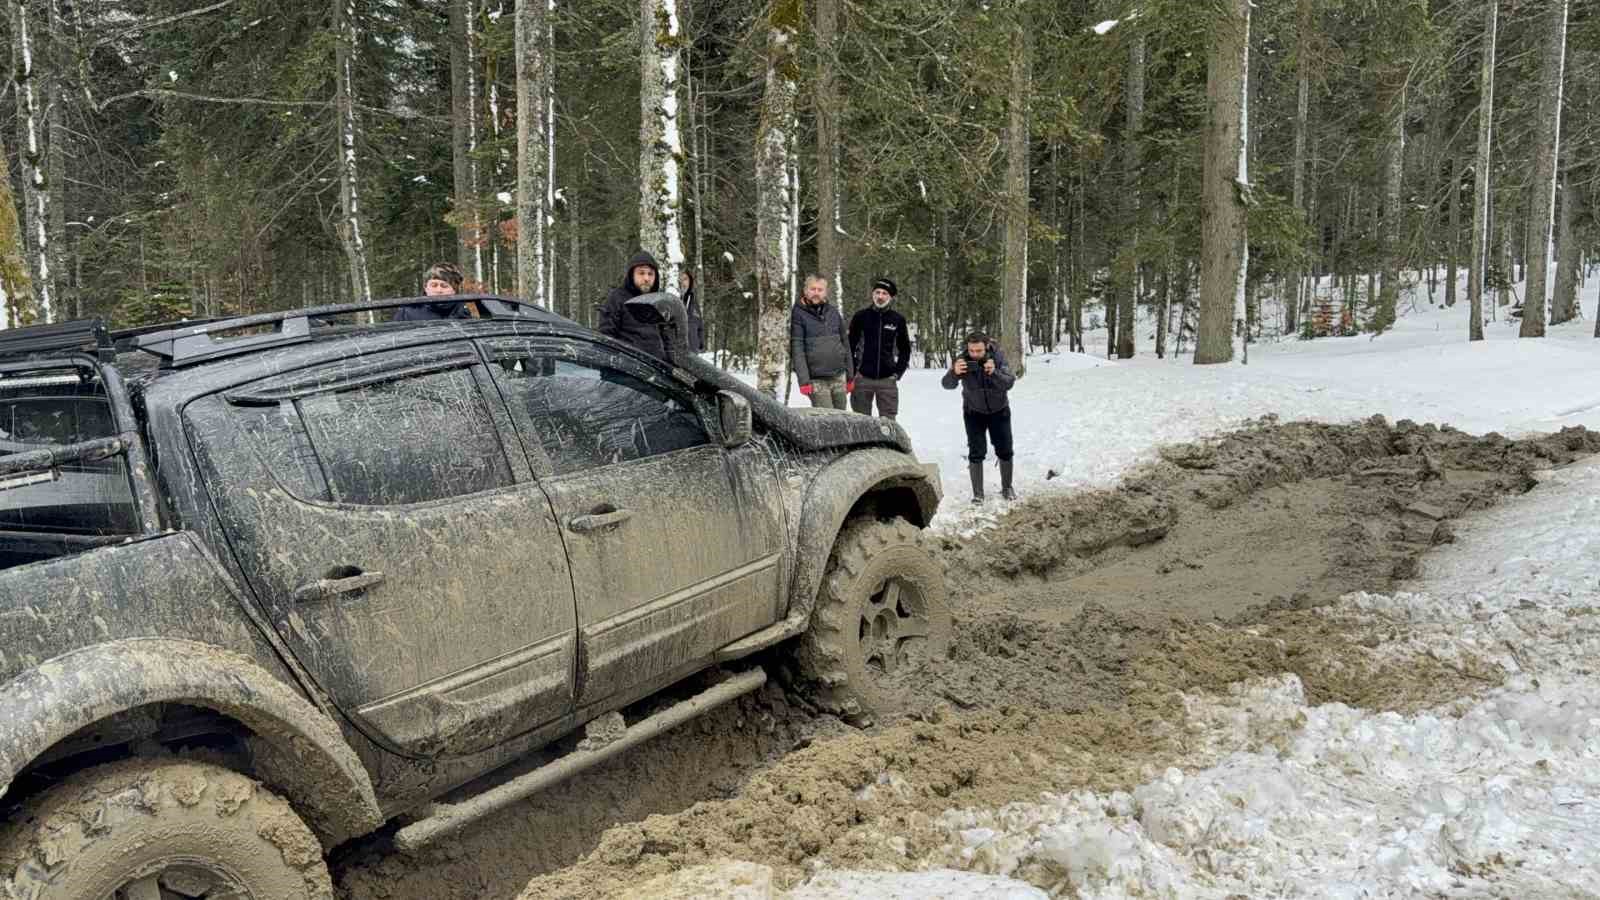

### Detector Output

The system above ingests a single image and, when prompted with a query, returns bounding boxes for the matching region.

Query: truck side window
[240,367,513,506]
[490,355,708,476]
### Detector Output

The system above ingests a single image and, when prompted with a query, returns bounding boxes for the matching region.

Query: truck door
[183,343,578,758]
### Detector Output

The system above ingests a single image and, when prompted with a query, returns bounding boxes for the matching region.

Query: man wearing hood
[790,274,855,410]
[599,250,683,362]
[848,277,911,419]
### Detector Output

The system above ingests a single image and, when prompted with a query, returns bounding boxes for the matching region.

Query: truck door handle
[568,508,633,533]
[293,570,386,603]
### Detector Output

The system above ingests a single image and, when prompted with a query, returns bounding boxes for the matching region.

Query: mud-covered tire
[0,757,332,899]
[796,516,952,721]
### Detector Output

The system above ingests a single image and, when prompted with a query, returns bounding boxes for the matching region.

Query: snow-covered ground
[735,277,1600,898]
[771,276,1600,533]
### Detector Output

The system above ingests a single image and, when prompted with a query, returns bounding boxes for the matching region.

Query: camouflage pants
[806,374,849,409]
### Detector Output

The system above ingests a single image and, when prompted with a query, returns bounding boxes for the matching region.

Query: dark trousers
[850,376,900,418]
[963,407,1013,462]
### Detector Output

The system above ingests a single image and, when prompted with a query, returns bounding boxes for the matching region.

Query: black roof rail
[0,319,114,363]
[134,294,560,368]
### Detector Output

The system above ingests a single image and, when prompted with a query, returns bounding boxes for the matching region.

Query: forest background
[0,0,1594,386]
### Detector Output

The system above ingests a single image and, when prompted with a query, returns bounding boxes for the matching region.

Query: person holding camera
[941,332,1017,504]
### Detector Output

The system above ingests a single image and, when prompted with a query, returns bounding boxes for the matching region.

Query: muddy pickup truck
[0,295,948,898]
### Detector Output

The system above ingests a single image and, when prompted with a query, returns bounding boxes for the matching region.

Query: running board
[393,667,767,851]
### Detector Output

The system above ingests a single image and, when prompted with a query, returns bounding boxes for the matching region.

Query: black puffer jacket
[940,343,1016,414]
[789,302,854,384]
[599,250,677,361]
[681,287,706,353]
[849,304,911,380]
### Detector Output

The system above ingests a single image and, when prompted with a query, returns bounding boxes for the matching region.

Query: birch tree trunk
[1114,33,1143,360]
[1467,0,1495,342]
[814,0,843,294]
[639,0,685,290]
[333,0,372,305]
[449,0,485,285]
[999,8,1030,375]
[515,0,549,305]
[545,0,557,306]
[1551,175,1581,325]
[753,2,799,397]
[1196,0,1249,365]
[12,0,51,323]
[1287,0,1310,336]
[1519,0,1568,338]
[0,132,30,327]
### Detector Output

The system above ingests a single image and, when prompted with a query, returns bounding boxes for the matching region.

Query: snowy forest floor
[332,283,1600,899]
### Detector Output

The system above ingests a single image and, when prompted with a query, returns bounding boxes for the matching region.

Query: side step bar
[394,667,767,851]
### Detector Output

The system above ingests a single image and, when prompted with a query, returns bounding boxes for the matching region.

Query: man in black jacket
[677,270,707,353]
[848,277,911,419]
[598,250,685,362]
[941,332,1018,503]
[789,274,854,409]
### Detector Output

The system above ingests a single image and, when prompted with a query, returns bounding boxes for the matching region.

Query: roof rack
[0,319,114,363]
[135,294,560,368]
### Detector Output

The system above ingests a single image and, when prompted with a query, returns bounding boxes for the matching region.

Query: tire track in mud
[335,417,1600,900]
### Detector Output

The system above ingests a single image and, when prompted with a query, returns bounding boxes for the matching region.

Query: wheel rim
[115,860,253,900]
[857,576,933,677]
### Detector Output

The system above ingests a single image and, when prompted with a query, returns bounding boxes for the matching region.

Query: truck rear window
[1,375,139,567]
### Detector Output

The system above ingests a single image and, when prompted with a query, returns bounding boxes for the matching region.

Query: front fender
[0,639,383,846]
[716,447,939,663]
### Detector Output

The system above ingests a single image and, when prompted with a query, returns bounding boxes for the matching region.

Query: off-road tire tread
[796,516,951,717]
[0,757,332,900]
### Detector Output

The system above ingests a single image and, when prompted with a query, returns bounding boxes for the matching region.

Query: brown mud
[333,418,1600,900]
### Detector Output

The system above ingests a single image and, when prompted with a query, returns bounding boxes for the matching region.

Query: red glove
[846,380,855,393]
[799,383,814,396]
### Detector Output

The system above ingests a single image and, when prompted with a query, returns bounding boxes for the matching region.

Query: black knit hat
[872,277,897,297]
[423,261,464,292]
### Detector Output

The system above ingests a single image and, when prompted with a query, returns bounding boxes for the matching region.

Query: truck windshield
[0,371,139,568]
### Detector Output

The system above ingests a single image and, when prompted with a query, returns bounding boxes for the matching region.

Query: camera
[957,353,987,372]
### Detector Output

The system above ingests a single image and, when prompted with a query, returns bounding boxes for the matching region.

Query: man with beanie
[789,274,854,409]
[848,277,911,419]
[599,249,686,362]
[395,262,474,320]
[941,332,1017,503]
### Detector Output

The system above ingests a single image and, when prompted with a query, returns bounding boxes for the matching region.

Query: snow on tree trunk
[450,0,485,286]
[1467,0,1495,343]
[0,132,30,328]
[1000,9,1030,375]
[45,0,69,319]
[638,0,684,291]
[1519,0,1567,339]
[515,0,549,306]
[12,0,51,324]
[1196,0,1249,365]
[333,0,372,305]
[1552,174,1581,325]
[814,0,843,298]
[753,3,799,398]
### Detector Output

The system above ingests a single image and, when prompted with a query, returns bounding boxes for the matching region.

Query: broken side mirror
[623,292,690,364]
[717,390,752,448]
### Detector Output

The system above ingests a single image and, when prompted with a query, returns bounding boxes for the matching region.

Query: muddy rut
[333,417,1600,900]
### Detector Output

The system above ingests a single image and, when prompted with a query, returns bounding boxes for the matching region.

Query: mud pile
[336,418,1599,900]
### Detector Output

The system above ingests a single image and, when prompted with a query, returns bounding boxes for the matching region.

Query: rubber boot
[1000,460,1016,501]
[968,462,985,504]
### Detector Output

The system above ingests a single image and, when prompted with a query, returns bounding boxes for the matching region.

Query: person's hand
[953,359,968,375]
[846,380,855,393]
[799,383,814,396]
[983,359,996,375]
